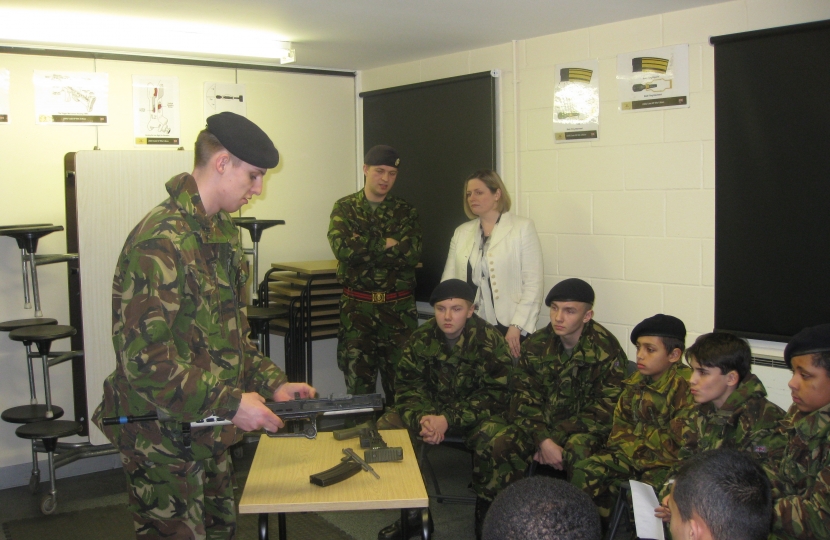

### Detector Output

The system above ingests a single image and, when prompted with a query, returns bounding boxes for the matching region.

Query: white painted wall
[0,53,356,475]
[361,0,830,411]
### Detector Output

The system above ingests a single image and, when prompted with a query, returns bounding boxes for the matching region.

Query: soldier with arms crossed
[93,112,314,539]
[327,145,421,403]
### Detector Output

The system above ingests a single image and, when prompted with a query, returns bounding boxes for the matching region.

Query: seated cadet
[654,332,786,523]
[667,448,773,540]
[512,278,627,478]
[685,332,786,461]
[482,476,602,540]
[765,323,830,540]
[570,314,697,524]
[376,279,533,540]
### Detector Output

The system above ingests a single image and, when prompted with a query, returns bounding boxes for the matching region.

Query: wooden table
[239,429,430,540]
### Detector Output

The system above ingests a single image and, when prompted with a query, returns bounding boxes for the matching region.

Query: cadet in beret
[512,278,627,481]
[764,323,830,539]
[327,145,422,405]
[93,112,315,540]
[570,313,698,525]
[377,279,533,540]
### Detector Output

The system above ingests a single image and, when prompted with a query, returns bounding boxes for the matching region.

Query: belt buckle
[372,292,386,303]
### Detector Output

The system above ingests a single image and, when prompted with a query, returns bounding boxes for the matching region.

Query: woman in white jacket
[441,169,544,358]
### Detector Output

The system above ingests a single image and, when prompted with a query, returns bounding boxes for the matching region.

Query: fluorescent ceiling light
[0,8,295,64]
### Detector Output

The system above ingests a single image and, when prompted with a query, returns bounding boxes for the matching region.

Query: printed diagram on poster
[617,45,689,111]
[33,71,108,124]
[0,69,9,123]
[133,76,180,145]
[204,82,246,117]
[553,60,599,142]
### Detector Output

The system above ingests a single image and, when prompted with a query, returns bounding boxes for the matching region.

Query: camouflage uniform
[766,402,830,540]
[92,174,287,540]
[694,373,786,466]
[327,190,421,402]
[570,363,697,519]
[380,314,533,501]
[512,320,627,474]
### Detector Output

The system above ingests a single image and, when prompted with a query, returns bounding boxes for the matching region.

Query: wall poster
[204,82,247,117]
[33,71,108,124]
[133,76,181,145]
[553,60,600,142]
[617,45,689,112]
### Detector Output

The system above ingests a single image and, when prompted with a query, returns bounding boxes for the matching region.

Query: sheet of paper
[629,480,665,540]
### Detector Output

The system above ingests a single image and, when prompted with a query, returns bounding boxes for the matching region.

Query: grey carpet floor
[0,441,478,540]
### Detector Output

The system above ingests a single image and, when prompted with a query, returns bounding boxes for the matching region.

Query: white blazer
[441,211,544,332]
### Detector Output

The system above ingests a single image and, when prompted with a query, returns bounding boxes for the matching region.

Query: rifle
[310,422,403,487]
[102,393,384,445]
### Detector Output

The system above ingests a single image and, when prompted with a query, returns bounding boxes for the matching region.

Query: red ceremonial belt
[343,287,413,303]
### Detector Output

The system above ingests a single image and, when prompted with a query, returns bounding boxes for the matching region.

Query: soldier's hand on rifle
[272,382,317,402]
[233,392,284,432]
[419,415,448,445]
[535,438,565,470]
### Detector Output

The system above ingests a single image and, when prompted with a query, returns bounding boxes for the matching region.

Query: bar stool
[16,420,83,514]
[8,324,78,419]
[232,218,285,305]
[0,225,78,317]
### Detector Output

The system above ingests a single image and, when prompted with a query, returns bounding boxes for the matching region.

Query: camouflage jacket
[327,190,421,292]
[767,402,830,540]
[694,373,786,465]
[394,314,513,432]
[608,363,698,473]
[92,173,287,461]
[512,320,627,448]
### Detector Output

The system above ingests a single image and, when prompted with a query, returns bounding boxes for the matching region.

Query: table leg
[258,513,268,540]
[278,513,287,539]
[421,507,431,540]
[400,508,409,539]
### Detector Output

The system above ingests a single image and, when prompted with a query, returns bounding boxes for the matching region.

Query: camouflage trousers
[378,411,534,501]
[336,295,418,405]
[120,449,236,540]
[570,451,672,521]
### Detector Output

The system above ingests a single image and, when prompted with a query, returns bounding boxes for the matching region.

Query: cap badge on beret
[205,112,279,169]
[364,145,401,168]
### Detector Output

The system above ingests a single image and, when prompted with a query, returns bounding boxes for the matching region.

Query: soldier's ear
[725,369,740,388]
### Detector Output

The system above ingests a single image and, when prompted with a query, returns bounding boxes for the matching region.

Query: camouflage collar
[554,319,597,361]
[788,401,830,437]
[166,173,236,244]
[700,373,767,419]
[358,188,392,208]
[624,362,688,392]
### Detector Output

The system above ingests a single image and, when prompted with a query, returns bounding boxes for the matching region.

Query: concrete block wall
[361,0,830,364]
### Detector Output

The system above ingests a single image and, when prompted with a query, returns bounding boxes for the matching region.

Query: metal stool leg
[25,343,38,405]
[20,248,32,309]
[605,481,631,540]
[28,250,43,317]
[40,351,54,418]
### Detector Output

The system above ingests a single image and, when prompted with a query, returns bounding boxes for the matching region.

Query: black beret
[784,323,830,365]
[206,112,279,169]
[631,314,686,345]
[430,279,475,306]
[545,278,595,306]
[364,145,400,168]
